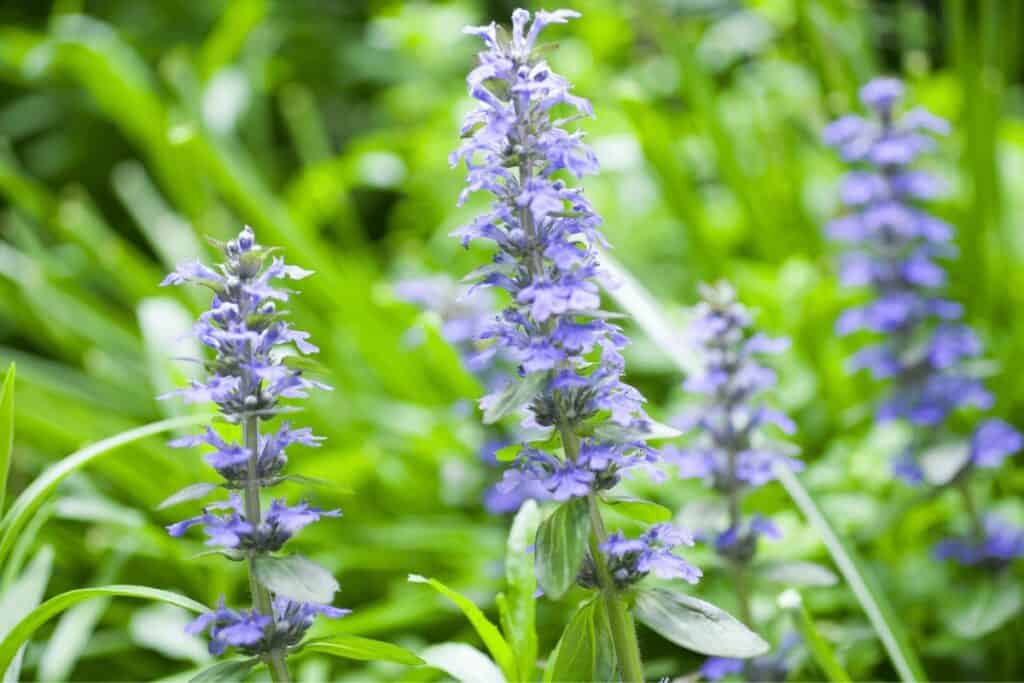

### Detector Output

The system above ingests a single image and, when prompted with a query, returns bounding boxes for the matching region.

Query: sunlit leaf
[503,499,541,682]
[601,495,672,524]
[535,498,590,599]
[298,635,424,665]
[252,554,339,605]
[0,364,13,515]
[420,643,506,683]
[546,596,617,683]
[634,587,769,658]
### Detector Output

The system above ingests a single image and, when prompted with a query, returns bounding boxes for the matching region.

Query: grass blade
[778,589,851,683]
[0,545,53,682]
[0,585,207,671]
[0,363,13,514]
[0,414,210,566]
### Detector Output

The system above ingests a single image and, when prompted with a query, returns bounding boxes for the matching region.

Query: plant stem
[243,416,291,683]
[956,477,985,541]
[725,447,753,627]
[587,494,647,683]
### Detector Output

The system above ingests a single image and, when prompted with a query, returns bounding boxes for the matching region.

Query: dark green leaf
[299,635,424,665]
[601,495,672,523]
[189,659,257,683]
[757,560,839,587]
[481,373,547,424]
[504,499,541,682]
[920,442,971,487]
[252,554,339,604]
[535,498,590,599]
[634,587,769,658]
[156,482,219,510]
[546,596,616,683]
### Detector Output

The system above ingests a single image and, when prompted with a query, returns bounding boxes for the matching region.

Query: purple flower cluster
[669,282,799,560]
[187,597,349,657]
[824,79,1023,565]
[161,227,345,661]
[933,515,1024,567]
[452,8,696,588]
[579,523,701,589]
[454,8,654,496]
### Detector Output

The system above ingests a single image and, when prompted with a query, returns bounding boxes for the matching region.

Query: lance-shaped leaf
[420,643,506,683]
[500,500,541,681]
[0,364,14,515]
[156,482,220,510]
[545,596,617,683]
[634,587,769,658]
[601,495,672,524]
[298,635,424,665]
[535,498,590,599]
[253,554,339,605]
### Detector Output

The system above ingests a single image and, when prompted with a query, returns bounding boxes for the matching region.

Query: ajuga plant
[159,227,420,680]
[449,9,767,681]
[669,282,811,681]
[823,79,1024,567]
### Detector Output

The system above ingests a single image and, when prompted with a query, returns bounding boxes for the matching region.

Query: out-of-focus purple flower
[934,515,1024,567]
[701,656,744,681]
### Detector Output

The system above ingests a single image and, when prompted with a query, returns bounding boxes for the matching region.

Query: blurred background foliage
[1,0,1022,680]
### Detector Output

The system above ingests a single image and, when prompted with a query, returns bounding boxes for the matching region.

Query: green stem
[586,495,646,683]
[956,478,985,541]
[243,416,291,683]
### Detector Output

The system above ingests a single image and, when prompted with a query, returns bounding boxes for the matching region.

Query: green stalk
[243,415,291,683]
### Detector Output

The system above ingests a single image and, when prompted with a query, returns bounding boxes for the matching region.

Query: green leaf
[495,442,520,463]
[420,643,506,683]
[601,495,672,524]
[188,659,258,683]
[408,574,517,681]
[634,587,769,658]
[779,589,851,683]
[503,499,541,682]
[481,373,546,424]
[547,597,617,683]
[0,363,13,515]
[0,584,207,671]
[535,498,590,599]
[773,465,927,683]
[0,414,211,566]
[0,546,53,682]
[920,441,971,487]
[156,482,220,510]
[592,418,681,442]
[299,635,424,665]
[943,573,1023,639]
[252,554,339,605]
[757,560,839,587]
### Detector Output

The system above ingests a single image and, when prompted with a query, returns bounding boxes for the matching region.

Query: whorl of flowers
[160,226,345,664]
[824,79,1023,566]
[452,9,697,586]
[671,282,798,558]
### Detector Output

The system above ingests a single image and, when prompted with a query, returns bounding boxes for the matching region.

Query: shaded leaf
[634,587,769,658]
[252,554,339,605]
[547,596,617,683]
[944,573,1023,639]
[592,418,681,442]
[535,498,590,599]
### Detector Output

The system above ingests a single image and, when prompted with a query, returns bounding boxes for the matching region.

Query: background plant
[1,1,1023,681]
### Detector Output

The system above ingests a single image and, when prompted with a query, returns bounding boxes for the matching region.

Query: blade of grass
[0,414,210,566]
[0,585,208,671]
[0,364,13,514]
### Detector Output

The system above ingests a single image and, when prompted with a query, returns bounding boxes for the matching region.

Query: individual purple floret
[824,78,1023,567]
[162,226,344,674]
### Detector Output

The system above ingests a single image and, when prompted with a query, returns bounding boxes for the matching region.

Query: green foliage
[634,587,770,658]
[0,0,1022,679]
[544,596,617,683]
[0,363,13,514]
[298,635,424,666]
[252,553,339,605]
